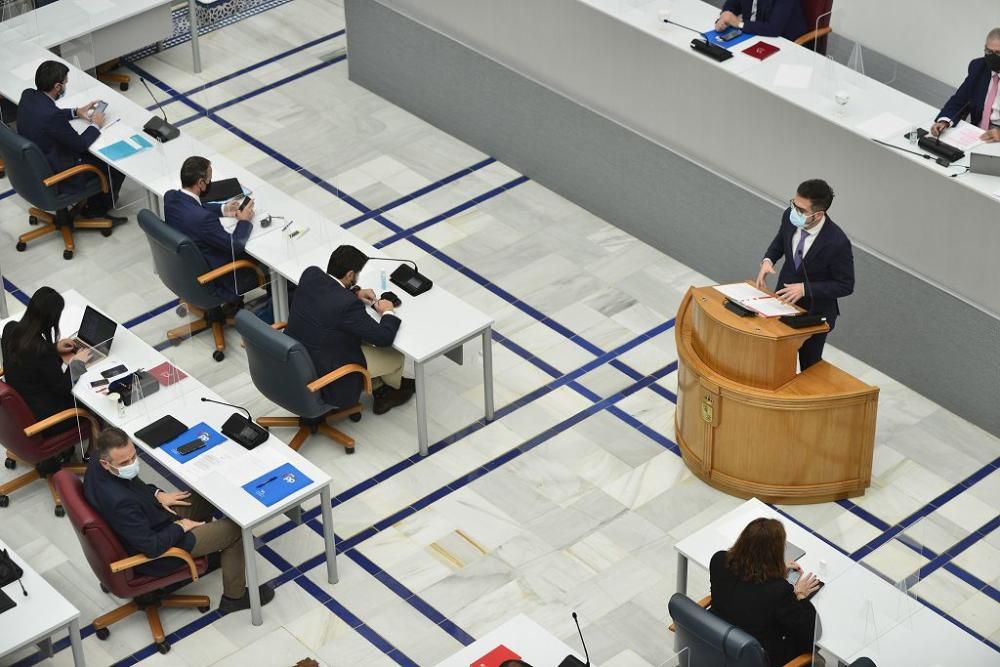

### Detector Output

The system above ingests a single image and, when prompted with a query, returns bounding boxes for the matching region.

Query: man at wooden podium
[755,179,855,370]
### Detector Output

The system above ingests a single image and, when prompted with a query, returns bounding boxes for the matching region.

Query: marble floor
[0,1,998,665]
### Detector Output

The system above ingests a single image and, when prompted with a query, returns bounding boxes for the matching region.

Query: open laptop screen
[77,306,117,350]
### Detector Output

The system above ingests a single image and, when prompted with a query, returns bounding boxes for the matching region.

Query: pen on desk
[255,476,277,489]
[103,118,121,131]
[281,219,294,232]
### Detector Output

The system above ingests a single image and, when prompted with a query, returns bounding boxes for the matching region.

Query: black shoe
[372,379,415,415]
[218,583,275,615]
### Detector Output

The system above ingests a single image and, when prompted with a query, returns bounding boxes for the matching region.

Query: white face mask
[112,459,141,480]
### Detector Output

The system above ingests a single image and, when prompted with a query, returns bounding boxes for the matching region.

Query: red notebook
[470,644,521,667]
[743,41,780,60]
[148,361,188,386]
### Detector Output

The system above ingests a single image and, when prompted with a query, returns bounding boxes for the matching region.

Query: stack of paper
[713,283,799,317]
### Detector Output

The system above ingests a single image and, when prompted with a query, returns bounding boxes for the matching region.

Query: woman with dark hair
[1,286,91,436]
[710,518,820,666]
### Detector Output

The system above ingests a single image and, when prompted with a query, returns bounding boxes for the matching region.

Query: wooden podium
[674,286,879,504]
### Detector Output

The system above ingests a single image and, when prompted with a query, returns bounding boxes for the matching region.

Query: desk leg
[242,527,263,626]
[187,0,202,73]
[676,552,688,595]
[415,360,428,456]
[482,327,494,421]
[319,486,339,584]
[37,637,53,658]
[271,270,289,322]
[284,505,303,525]
[68,618,86,666]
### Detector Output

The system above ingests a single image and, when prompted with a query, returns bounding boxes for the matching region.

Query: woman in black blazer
[710,518,821,666]
[1,287,92,437]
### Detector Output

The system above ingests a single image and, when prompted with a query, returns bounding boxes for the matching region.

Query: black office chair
[0,122,112,259]
[235,310,370,454]
[668,593,813,667]
[137,209,265,361]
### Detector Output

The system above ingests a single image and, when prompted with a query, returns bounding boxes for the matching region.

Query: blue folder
[96,134,153,161]
[242,463,313,507]
[161,422,226,463]
[703,29,755,49]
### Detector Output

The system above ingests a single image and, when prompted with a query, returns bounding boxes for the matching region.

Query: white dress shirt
[792,215,825,262]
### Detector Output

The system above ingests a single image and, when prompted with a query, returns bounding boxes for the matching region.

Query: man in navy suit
[17,61,125,219]
[931,28,1000,144]
[755,179,854,370]
[163,156,259,303]
[84,427,274,614]
[286,245,415,415]
[715,0,806,41]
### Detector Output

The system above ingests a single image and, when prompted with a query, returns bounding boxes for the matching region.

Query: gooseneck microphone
[364,256,433,297]
[558,611,591,666]
[364,256,419,272]
[200,397,269,449]
[779,226,826,329]
[200,396,251,420]
[661,16,733,62]
[139,77,180,143]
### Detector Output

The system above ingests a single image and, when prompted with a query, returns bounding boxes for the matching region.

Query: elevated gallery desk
[674,286,879,503]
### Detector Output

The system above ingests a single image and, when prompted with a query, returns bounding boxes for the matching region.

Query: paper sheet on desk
[715,283,769,302]
[218,448,287,486]
[941,121,986,152]
[773,64,812,89]
[749,297,798,317]
[182,441,245,481]
[855,112,912,140]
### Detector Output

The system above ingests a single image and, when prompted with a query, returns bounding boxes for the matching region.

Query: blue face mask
[113,459,141,480]
[789,207,809,228]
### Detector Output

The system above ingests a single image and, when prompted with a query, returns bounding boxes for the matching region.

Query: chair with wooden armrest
[0,378,98,516]
[137,208,267,362]
[235,311,372,454]
[794,0,834,55]
[97,60,131,91]
[0,123,114,260]
[52,470,210,655]
[668,593,814,667]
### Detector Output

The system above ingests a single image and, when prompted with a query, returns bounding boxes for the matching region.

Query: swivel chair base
[94,590,210,655]
[258,406,363,454]
[0,453,86,516]
[17,206,113,260]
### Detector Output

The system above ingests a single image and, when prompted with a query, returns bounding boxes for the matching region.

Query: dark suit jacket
[163,189,252,300]
[285,266,401,408]
[84,458,194,577]
[763,210,854,319]
[1,323,78,424]
[937,58,994,127]
[721,0,806,40]
[17,88,101,194]
[710,550,817,666]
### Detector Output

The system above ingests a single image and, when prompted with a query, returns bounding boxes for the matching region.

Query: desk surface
[0,0,171,49]
[674,498,998,666]
[0,537,80,659]
[434,614,582,667]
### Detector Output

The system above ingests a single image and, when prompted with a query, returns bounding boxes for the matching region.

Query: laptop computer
[784,540,805,563]
[970,151,1000,177]
[71,306,117,362]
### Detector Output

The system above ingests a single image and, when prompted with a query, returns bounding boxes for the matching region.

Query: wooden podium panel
[675,286,879,504]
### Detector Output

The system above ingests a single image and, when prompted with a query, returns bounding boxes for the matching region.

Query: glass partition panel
[658,646,689,667]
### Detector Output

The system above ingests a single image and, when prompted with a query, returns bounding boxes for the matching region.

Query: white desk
[0,537,85,666]
[673,499,998,666]
[435,614,583,667]
[1,291,339,626]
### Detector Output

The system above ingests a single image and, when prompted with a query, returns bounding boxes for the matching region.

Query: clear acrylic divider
[0,0,38,42]
[658,646,689,667]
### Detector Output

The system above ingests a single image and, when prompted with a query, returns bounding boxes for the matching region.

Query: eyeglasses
[985,47,1000,57]
[789,199,814,216]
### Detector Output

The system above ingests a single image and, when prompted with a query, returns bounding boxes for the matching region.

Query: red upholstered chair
[795,0,834,54]
[52,470,211,656]
[0,378,98,516]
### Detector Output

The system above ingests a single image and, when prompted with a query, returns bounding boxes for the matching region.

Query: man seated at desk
[17,61,126,221]
[85,427,275,614]
[931,27,1000,143]
[163,156,261,306]
[285,245,415,416]
[714,0,806,41]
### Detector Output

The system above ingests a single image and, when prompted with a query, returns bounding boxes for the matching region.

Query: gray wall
[344,0,1000,438]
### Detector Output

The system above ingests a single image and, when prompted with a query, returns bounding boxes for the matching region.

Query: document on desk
[715,282,769,302]
[940,121,986,152]
[855,112,912,140]
[219,447,286,487]
[772,64,812,89]
[184,441,244,481]
[714,283,799,317]
[97,134,153,161]
[747,297,798,317]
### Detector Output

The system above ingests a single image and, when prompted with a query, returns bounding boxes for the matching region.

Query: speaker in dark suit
[16,61,124,217]
[717,0,807,41]
[932,30,1000,140]
[756,179,854,370]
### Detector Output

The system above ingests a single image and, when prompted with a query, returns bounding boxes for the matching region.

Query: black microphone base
[558,656,587,667]
[779,313,826,328]
[144,116,180,143]
[690,38,733,61]
[723,299,756,317]
[390,263,433,297]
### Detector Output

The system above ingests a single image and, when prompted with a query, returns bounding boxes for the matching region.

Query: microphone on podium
[558,612,591,667]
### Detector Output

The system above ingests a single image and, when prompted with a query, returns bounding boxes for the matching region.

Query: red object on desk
[148,361,187,386]
[470,644,521,667]
[743,41,780,60]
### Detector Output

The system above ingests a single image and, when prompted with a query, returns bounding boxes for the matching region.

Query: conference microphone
[139,76,180,143]
[200,397,269,449]
[661,16,733,62]
[558,612,591,667]
[365,256,433,297]
[870,137,951,168]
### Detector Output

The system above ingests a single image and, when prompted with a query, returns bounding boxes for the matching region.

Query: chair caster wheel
[120,83,129,91]
[349,413,362,423]
[100,583,109,593]
[345,447,356,455]
[28,215,38,225]
[4,458,14,470]
[15,242,25,252]
[54,505,66,517]
[101,228,113,237]
[157,641,170,654]
[0,495,8,508]
[95,627,110,640]
[169,336,182,346]
[213,350,225,362]
[175,305,188,317]
[198,605,209,613]
[63,250,73,260]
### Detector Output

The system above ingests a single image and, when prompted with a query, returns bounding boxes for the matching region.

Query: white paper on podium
[749,297,799,317]
[941,121,986,152]
[715,283,769,302]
